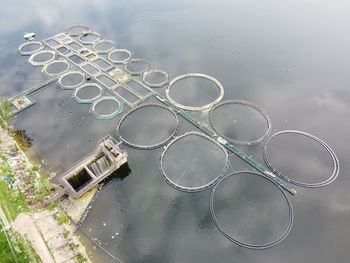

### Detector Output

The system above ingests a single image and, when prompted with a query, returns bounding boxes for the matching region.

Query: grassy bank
[0,222,41,263]
[0,156,29,221]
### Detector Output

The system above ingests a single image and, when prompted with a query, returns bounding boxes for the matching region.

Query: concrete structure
[58,136,127,198]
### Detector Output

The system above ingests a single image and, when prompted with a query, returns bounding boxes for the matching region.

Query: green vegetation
[46,202,58,211]
[0,161,29,220]
[53,211,69,225]
[76,252,88,263]
[0,96,12,128]
[32,165,40,172]
[0,222,41,263]
[36,177,53,196]
[11,129,33,152]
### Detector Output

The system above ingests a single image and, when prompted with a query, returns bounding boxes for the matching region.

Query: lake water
[1,0,350,262]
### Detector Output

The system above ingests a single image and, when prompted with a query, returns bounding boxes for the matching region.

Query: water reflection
[1,0,350,262]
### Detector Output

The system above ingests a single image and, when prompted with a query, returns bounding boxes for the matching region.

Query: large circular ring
[209,100,272,145]
[116,103,179,150]
[160,131,229,192]
[17,41,43,56]
[263,130,340,188]
[142,70,169,88]
[28,50,56,66]
[210,171,294,249]
[166,73,224,111]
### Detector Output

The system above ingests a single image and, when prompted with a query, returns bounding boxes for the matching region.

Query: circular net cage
[59,71,85,89]
[65,24,90,36]
[210,171,293,249]
[73,83,104,104]
[166,73,224,111]
[117,103,179,150]
[263,130,339,188]
[43,60,70,76]
[18,41,43,55]
[160,131,229,192]
[209,100,271,145]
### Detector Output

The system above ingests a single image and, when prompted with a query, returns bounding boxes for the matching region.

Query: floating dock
[58,135,127,198]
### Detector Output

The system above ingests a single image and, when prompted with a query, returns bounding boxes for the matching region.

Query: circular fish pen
[160,131,229,192]
[58,71,85,89]
[124,59,150,75]
[263,130,340,188]
[93,40,115,53]
[42,60,70,77]
[17,41,43,55]
[89,96,123,119]
[210,171,294,249]
[79,31,101,45]
[28,50,56,66]
[166,73,224,111]
[142,70,169,88]
[65,24,90,36]
[73,83,104,104]
[108,49,132,64]
[209,100,271,145]
[117,103,179,150]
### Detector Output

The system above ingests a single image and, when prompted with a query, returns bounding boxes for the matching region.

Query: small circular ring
[28,50,56,66]
[17,41,43,56]
[124,59,150,75]
[92,40,115,54]
[263,130,340,188]
[210,171,294,249]
[90,96,123,119]
[79,32,101,45]
[166,73,224,111]
[142,70,169,88]
[65,24,91,37]
[209,100,272,145]
[42,60,70,77]
[73,83,105,103]
[58,71,85,89]
[107,49,132,64]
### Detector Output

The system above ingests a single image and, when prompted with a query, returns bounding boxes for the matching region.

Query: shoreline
[0,125,93,263]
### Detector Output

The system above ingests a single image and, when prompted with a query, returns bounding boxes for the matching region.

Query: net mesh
[160,132,229,192]
[210,171,293,249]
[117,104,178,149]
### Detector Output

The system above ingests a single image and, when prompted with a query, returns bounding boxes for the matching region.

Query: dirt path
[0,126,91,263]
[12,213,55,263]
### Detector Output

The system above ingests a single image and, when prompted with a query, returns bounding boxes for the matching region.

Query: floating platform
[58,135,128,198]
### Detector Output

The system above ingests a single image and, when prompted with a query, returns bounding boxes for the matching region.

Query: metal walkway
[153,93,296,195]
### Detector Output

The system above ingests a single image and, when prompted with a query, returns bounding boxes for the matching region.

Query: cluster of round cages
[66,25,135,64]
[18,40,76,79]
[66,25,171,89]
[57,71,124,120]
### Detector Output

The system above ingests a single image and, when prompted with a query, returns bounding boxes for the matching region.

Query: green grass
[0,96,12,128]
[0,222,41,263]
[0,162,29,221]
[76,252,87,263]
[53,211,69,225]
